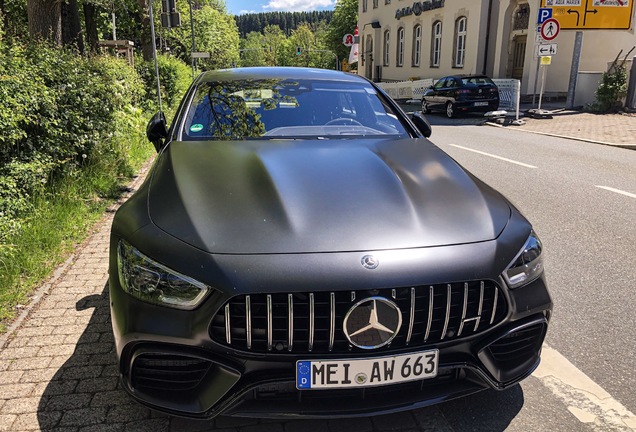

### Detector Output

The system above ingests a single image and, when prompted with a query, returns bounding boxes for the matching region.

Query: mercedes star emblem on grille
[361,255,379,269]
[343,297,402,349]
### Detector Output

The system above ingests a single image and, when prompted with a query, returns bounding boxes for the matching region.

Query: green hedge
[135,53,193,117]
[0,38,192,328]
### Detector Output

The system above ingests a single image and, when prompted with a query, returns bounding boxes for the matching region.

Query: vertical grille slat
[309,293,315,352]
[440,284,452,340]
[328,292,335,352]
[406,287,415,345]
[224,304,231,344]
[211,281,506,354]
[246,295,252,350]
[424,286,434,342]
[266,295,273,352]
[288,294,294,352]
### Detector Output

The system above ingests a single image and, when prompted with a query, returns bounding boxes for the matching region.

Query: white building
[357,0,636,97]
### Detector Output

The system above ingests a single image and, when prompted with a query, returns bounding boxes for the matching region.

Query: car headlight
[503,231,544,289]
[117,240,210,309]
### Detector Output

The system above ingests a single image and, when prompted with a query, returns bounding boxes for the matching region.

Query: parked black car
[421,75,500,118]
[109,67,551,419]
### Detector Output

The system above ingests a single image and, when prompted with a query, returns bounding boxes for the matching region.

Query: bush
[590,63,628,113]
[135,54,193,117]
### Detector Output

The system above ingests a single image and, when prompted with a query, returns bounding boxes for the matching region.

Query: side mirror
[410,111,432,138]
[146,112,168,152]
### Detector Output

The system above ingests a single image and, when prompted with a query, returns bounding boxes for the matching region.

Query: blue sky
[225,0,335,15]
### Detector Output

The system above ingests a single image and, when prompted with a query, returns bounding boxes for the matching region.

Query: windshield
[180,78,409,140]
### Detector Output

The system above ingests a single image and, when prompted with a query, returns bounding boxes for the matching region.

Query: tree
[27,0,62,44]
[157,0,239,70]
[262,25,285,66]
[324,0,357,61]
[240,32,265,67]
[288,24,314,67]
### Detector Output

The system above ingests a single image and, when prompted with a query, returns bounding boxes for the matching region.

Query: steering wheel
[325,118,363,126]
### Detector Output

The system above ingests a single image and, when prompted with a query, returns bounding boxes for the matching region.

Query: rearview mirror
[146,112,168,152]
[410,111,432,138]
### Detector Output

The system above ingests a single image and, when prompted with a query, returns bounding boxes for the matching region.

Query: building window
[396,27,405,67]
[363,0,367,13]
[373,0,378,8]
[384,30,390,66]
[454,16,467,68]
[412,25,422,67]
[431,21,442,67]
[513,4,530,30]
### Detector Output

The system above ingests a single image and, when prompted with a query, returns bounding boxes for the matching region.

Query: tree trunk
[62,0,84,54]
[137,0,153,61]
[27,0,62,44]
[83,3,99,53]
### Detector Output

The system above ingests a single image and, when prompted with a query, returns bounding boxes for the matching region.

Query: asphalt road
[422,113,636,420]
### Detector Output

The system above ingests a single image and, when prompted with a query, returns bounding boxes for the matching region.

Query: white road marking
[534,344,636,430]
[448,144,538,169]
[595,185,636,200]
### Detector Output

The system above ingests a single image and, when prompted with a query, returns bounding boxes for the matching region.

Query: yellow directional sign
[541,0,634,29]
[541,56,552,65]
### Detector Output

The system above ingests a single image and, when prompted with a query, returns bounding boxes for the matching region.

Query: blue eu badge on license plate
[297,361,312,389]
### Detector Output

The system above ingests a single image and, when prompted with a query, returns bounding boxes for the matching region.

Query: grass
[0,125,155,333]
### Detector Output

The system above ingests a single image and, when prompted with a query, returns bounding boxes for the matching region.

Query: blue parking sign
[538,8,552,25]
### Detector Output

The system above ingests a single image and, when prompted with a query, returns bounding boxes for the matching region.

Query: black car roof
[197,67,365,84]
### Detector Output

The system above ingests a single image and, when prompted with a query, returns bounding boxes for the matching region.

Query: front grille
[131,353,212,391]
[487,323,546,369]
[210,281,507,354]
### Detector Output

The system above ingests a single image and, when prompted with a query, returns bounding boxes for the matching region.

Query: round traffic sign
[541,18,560,41]
[343,34,354,47]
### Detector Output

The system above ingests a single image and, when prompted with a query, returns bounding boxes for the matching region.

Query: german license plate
[474,101,489,106]
[296,349,438,390]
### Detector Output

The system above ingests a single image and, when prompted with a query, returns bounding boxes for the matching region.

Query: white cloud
[238,9,259,14]
[263,0,334,12]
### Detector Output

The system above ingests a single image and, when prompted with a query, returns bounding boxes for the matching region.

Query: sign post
[538,56,552,111]
[566,31,584,109]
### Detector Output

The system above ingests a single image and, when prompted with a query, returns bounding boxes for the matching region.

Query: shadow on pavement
[37,282,524,431]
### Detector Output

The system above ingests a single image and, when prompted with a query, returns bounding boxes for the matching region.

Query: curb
[500,126,636,150]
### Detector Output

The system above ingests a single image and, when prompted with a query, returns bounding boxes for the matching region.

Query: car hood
[148,138,510,254]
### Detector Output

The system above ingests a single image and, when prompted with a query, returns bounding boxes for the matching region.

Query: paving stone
[43,316,81,327]
[75,377,119,393]
[0,383,35,399]
[58,407,107,427]
[80,424,124,432]
[12,411,62,430]
[0,346,42,360]
[170,417,218,431]
[105,404,151,423]
[52,324,92,336]
[61,366,104,380]
[49,355,75,368]
[372,412,418,431]
[411,407,453,431]
[101,364,120,377]
[0,370,25,385]
[75,343,114,356]
[90,390,133,407]
[33,308,67,318]
[46,393,92,411]
[0,414,16,431]
[38,344,77,357]
[14,326,54,338]
[20,367,61,384]
[0,397,41,414]
[33,380,78,396]
[26,334,68,347]
[70,332,101,345]
[8,356,53,371]
[124,418,170,432]
[6,338,29,348]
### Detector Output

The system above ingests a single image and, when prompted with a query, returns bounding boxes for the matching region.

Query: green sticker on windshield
[190,123,204,132]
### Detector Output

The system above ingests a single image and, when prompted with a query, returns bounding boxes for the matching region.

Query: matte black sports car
[109,67,551,419]
[421,75,500,118]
